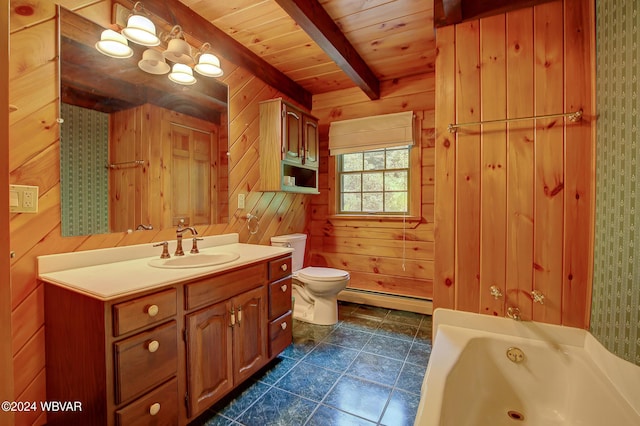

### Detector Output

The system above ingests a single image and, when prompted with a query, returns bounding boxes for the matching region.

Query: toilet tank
[270,233,307,272]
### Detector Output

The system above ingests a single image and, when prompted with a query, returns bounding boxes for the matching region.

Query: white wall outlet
[9,184,39,213]
[238,194,245,209]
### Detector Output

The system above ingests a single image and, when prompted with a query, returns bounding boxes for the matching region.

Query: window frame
[328,142,422,221]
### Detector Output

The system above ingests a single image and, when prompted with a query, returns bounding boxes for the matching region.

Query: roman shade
[328,111,415,156]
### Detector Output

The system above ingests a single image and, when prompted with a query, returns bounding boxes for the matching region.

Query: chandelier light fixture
[95,2,223,85]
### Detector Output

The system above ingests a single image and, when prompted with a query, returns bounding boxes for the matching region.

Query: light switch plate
[238,193,245,209]
[9,184,39,213]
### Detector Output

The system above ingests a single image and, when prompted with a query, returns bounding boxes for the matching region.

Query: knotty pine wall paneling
[2,1,15,426]
[309,74,435,301]
[8,1,310,425]
[433,0,595,327]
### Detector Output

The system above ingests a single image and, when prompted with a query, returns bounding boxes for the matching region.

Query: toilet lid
[297,267,349,282]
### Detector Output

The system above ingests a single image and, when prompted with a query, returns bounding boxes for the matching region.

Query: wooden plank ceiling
[178,0,435,99]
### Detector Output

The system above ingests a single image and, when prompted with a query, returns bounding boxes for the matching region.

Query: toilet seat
[296,266,349,282]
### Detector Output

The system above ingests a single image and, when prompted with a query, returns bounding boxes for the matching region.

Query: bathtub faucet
[506,306,521,321]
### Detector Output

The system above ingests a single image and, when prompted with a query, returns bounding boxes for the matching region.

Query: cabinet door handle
[230,308,235,327]
[149,402,161,416]
[280,263,288,272]
[147,340,160,353]
[280,322,287,330]
[237,306,242,325]
[280,284,287,292]
[146,304,159,317]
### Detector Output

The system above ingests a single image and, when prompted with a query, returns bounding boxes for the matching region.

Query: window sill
[326,214,423,228]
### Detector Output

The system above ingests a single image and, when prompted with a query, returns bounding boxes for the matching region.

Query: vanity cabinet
[184,264,268,418]
[259,98,320,194]
[44,254,292,426]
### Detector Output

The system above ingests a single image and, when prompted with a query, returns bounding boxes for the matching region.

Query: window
[338,146,410,214]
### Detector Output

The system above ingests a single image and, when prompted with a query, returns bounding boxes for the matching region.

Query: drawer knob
[149,402,161,416]
[280,284,287,292]
[146,304,159,317]
[280,322,287,330]
[147,340,160,353]
[280,263,288,272]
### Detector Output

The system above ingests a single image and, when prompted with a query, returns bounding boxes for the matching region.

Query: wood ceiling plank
[222,18,301,48]
[355,18,433,47]
[180,0,270,20]
[245,29,315,56]
[332,0,432,34]
[318,0,397,19]
[274,0,380,100]
[211,2,289,35]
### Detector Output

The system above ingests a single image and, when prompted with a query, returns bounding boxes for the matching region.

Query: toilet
[271,233,349,325]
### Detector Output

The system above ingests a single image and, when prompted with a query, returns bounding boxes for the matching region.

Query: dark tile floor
[191,302,432,426]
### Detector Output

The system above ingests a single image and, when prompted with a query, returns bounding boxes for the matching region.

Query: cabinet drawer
[113,289,177,337]
[269,277,292,319]
[269,256,292,281]
[269,311,292,358]
[115,377,178,426]
[114,321,178,404]
[185,263,267,310]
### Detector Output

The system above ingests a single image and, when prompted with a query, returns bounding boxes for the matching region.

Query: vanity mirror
[59,6,229,237]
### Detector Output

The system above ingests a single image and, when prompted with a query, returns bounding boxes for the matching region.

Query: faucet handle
[489,285,503,300]
[531,290,545,304]
[152,241,170,259]
[191,237,204,254]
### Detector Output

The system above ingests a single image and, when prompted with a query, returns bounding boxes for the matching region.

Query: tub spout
[506,306,521,321]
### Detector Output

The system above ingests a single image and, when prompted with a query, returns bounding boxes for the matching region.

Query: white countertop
[37,233,293,301]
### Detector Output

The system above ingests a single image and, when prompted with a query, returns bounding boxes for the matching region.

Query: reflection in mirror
[59,7,229,237]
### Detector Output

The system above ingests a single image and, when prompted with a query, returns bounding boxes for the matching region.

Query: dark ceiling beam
[116,0,312,110]
[434,0,558,27]
[274,0,380,101]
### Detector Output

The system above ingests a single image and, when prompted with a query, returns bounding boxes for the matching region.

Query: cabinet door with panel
[302,114,319,168]
[232,286,268,384]
[282,103,302,164]
[185,301,234,417]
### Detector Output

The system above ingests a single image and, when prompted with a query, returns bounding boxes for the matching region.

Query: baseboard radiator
[338,289,433,315]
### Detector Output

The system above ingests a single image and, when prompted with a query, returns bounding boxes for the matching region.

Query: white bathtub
[414,309,640,426]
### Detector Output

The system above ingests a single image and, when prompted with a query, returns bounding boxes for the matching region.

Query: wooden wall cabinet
[259,98,320,194]
[44,255,292,425]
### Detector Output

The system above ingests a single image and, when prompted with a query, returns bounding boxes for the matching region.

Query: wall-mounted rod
[448,109,583,133]
[106,160,145,169]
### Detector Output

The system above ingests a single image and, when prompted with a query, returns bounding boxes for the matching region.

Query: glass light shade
[138,49,170,75]
[194,53,223,77]
[163,38,193,64]
[95,30,133,58]
[122,15,160,46]
[168,63,196,85]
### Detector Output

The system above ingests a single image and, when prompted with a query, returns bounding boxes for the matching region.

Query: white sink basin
[148,252,240,269]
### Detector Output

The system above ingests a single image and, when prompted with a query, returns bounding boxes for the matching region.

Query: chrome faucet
[531,289,545,304]
[506,306,521,321]
[489,285,503,299]
[175,222,198,256]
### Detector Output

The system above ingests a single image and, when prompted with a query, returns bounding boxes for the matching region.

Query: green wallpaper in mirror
[60,103,109,236]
